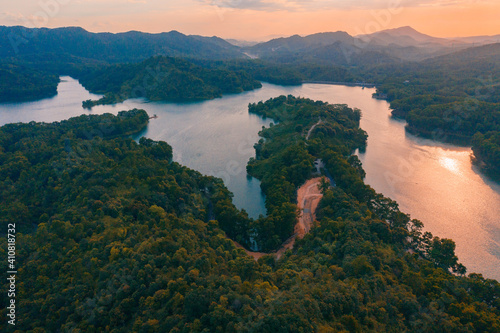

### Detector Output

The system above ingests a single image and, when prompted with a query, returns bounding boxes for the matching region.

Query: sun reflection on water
[438,156,462,176]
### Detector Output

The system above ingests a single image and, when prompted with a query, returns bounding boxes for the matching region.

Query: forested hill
[0,26,245,62]
[1,106,499,331]
[74,56,262,107]
[0,63,59,102]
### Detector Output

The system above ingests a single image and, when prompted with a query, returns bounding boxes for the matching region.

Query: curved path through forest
[306,118,322,140]
[234,177,325,260]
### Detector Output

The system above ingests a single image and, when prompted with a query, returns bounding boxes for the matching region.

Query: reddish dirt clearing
[233,177,325,260]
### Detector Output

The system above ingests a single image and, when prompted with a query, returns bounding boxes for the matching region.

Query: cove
[0,77,499,280]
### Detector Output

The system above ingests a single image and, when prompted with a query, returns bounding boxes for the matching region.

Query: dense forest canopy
[0,63,59,102]
[245,96,367,250]
[1,106,499,332]
[0,54,358,103]
[74,56,262,107]
[193,59,358,86]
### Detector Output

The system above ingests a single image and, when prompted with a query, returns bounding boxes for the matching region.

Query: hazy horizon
[1,0,499,41]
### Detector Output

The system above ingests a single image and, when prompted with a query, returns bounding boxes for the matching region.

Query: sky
[0,0,499,40]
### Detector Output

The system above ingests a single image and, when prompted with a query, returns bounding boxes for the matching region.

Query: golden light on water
[438,156,462,176]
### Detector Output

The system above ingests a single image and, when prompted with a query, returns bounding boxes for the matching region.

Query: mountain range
[243,26,490,64]
[0,26,243,63]
[1,25,498,66]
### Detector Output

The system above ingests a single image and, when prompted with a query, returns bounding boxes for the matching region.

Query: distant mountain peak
[308,31,352,38]
[391,26,419,33]
[53,26,88,32]
[247,31,356,56]
[371,26,428,38]
[362,26,453,46]
[167,30,184,36]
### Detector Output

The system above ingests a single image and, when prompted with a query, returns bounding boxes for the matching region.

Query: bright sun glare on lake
[439,156,463,176]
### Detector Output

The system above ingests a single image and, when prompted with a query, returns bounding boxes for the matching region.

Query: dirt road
[306,118,322,140]
[234,177,325,260]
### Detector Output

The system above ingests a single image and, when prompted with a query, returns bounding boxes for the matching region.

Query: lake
[1,77,499,280]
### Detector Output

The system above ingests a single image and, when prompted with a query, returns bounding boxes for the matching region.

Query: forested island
[1,105,499,331]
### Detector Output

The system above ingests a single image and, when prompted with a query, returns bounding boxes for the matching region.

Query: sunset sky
[1,0,499,40]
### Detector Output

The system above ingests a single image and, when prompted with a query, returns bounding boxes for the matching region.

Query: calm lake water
[1,77,499,280]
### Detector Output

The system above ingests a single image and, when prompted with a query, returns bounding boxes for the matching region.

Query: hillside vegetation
[0,63,59,102]
[74,56,262,107]
[1,105,499,332]
[0,26,244,62]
